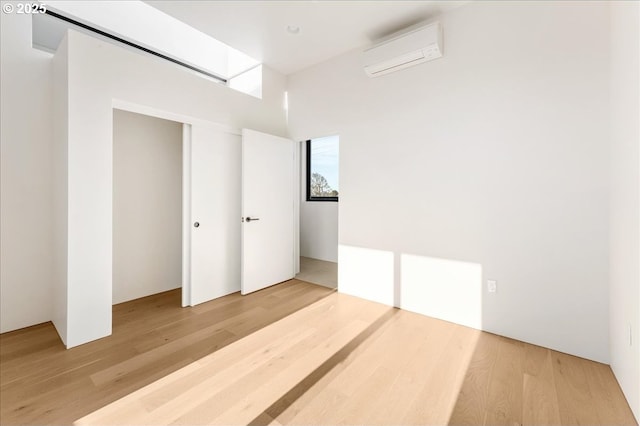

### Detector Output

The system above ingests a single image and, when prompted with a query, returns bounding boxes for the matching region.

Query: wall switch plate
[629,324,633,346]
[487,280,497,293]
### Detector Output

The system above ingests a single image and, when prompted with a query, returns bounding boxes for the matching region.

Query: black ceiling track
[44,9,228,84]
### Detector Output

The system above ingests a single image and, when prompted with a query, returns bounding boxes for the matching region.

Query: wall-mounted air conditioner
[363,22,443,77]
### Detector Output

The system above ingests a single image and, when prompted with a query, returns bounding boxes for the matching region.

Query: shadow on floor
[249,308,398,426]
[0,280,335,425]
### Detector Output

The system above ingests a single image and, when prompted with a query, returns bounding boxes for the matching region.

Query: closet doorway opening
[112,109,183,309]
[296,135,339,289]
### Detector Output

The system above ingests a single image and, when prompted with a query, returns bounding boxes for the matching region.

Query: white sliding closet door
[187,123,241,305]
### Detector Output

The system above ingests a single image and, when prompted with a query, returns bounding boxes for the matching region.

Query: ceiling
[144,1,469,76]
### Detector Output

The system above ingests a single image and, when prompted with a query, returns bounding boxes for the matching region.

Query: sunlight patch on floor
[74,293,391,425]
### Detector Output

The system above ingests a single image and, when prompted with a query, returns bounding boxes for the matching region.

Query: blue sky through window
[310,136,339,192]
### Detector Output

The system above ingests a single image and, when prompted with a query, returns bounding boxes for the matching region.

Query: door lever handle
[245,217,260,222]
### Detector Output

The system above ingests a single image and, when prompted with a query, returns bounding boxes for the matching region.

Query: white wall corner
[609,0,640,420]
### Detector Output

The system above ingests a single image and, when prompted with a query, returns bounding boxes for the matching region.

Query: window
[306,136,339,202]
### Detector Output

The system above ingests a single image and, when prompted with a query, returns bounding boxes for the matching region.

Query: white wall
[0,11,54,333]
[300,141,339,263]
[609,1,640,420]
[51,32,68,345]
[55,29,288,347]
[288,1,611,363]
[112,110,183,305]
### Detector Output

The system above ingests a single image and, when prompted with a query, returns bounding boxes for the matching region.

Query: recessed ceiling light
[286,25,300,35]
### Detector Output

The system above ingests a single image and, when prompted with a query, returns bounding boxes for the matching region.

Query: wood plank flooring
[1,280,637,426]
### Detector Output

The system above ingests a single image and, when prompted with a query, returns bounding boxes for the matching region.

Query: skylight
[35,1,262,96]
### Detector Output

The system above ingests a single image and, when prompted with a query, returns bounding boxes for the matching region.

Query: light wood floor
[1,280,636,426]
[295,256,337,289]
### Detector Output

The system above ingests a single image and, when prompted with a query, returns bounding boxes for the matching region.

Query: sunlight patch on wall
[339,245,394,306]
[338,244,483,329]
[401,254,482,329]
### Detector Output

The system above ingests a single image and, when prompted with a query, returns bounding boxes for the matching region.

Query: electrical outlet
[487,280,497,293]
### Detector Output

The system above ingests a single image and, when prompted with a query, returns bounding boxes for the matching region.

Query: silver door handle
[245,217,260,222]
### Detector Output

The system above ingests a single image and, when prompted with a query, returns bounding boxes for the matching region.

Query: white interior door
[188,123,242,305]
[241,129,295,295]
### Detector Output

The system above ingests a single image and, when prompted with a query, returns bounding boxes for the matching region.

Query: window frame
[306,139,339,202]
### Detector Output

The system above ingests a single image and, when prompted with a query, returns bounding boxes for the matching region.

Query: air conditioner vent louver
[363,22,443,78]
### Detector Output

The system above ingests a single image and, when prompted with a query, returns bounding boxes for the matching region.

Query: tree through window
[306,136,339,201]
